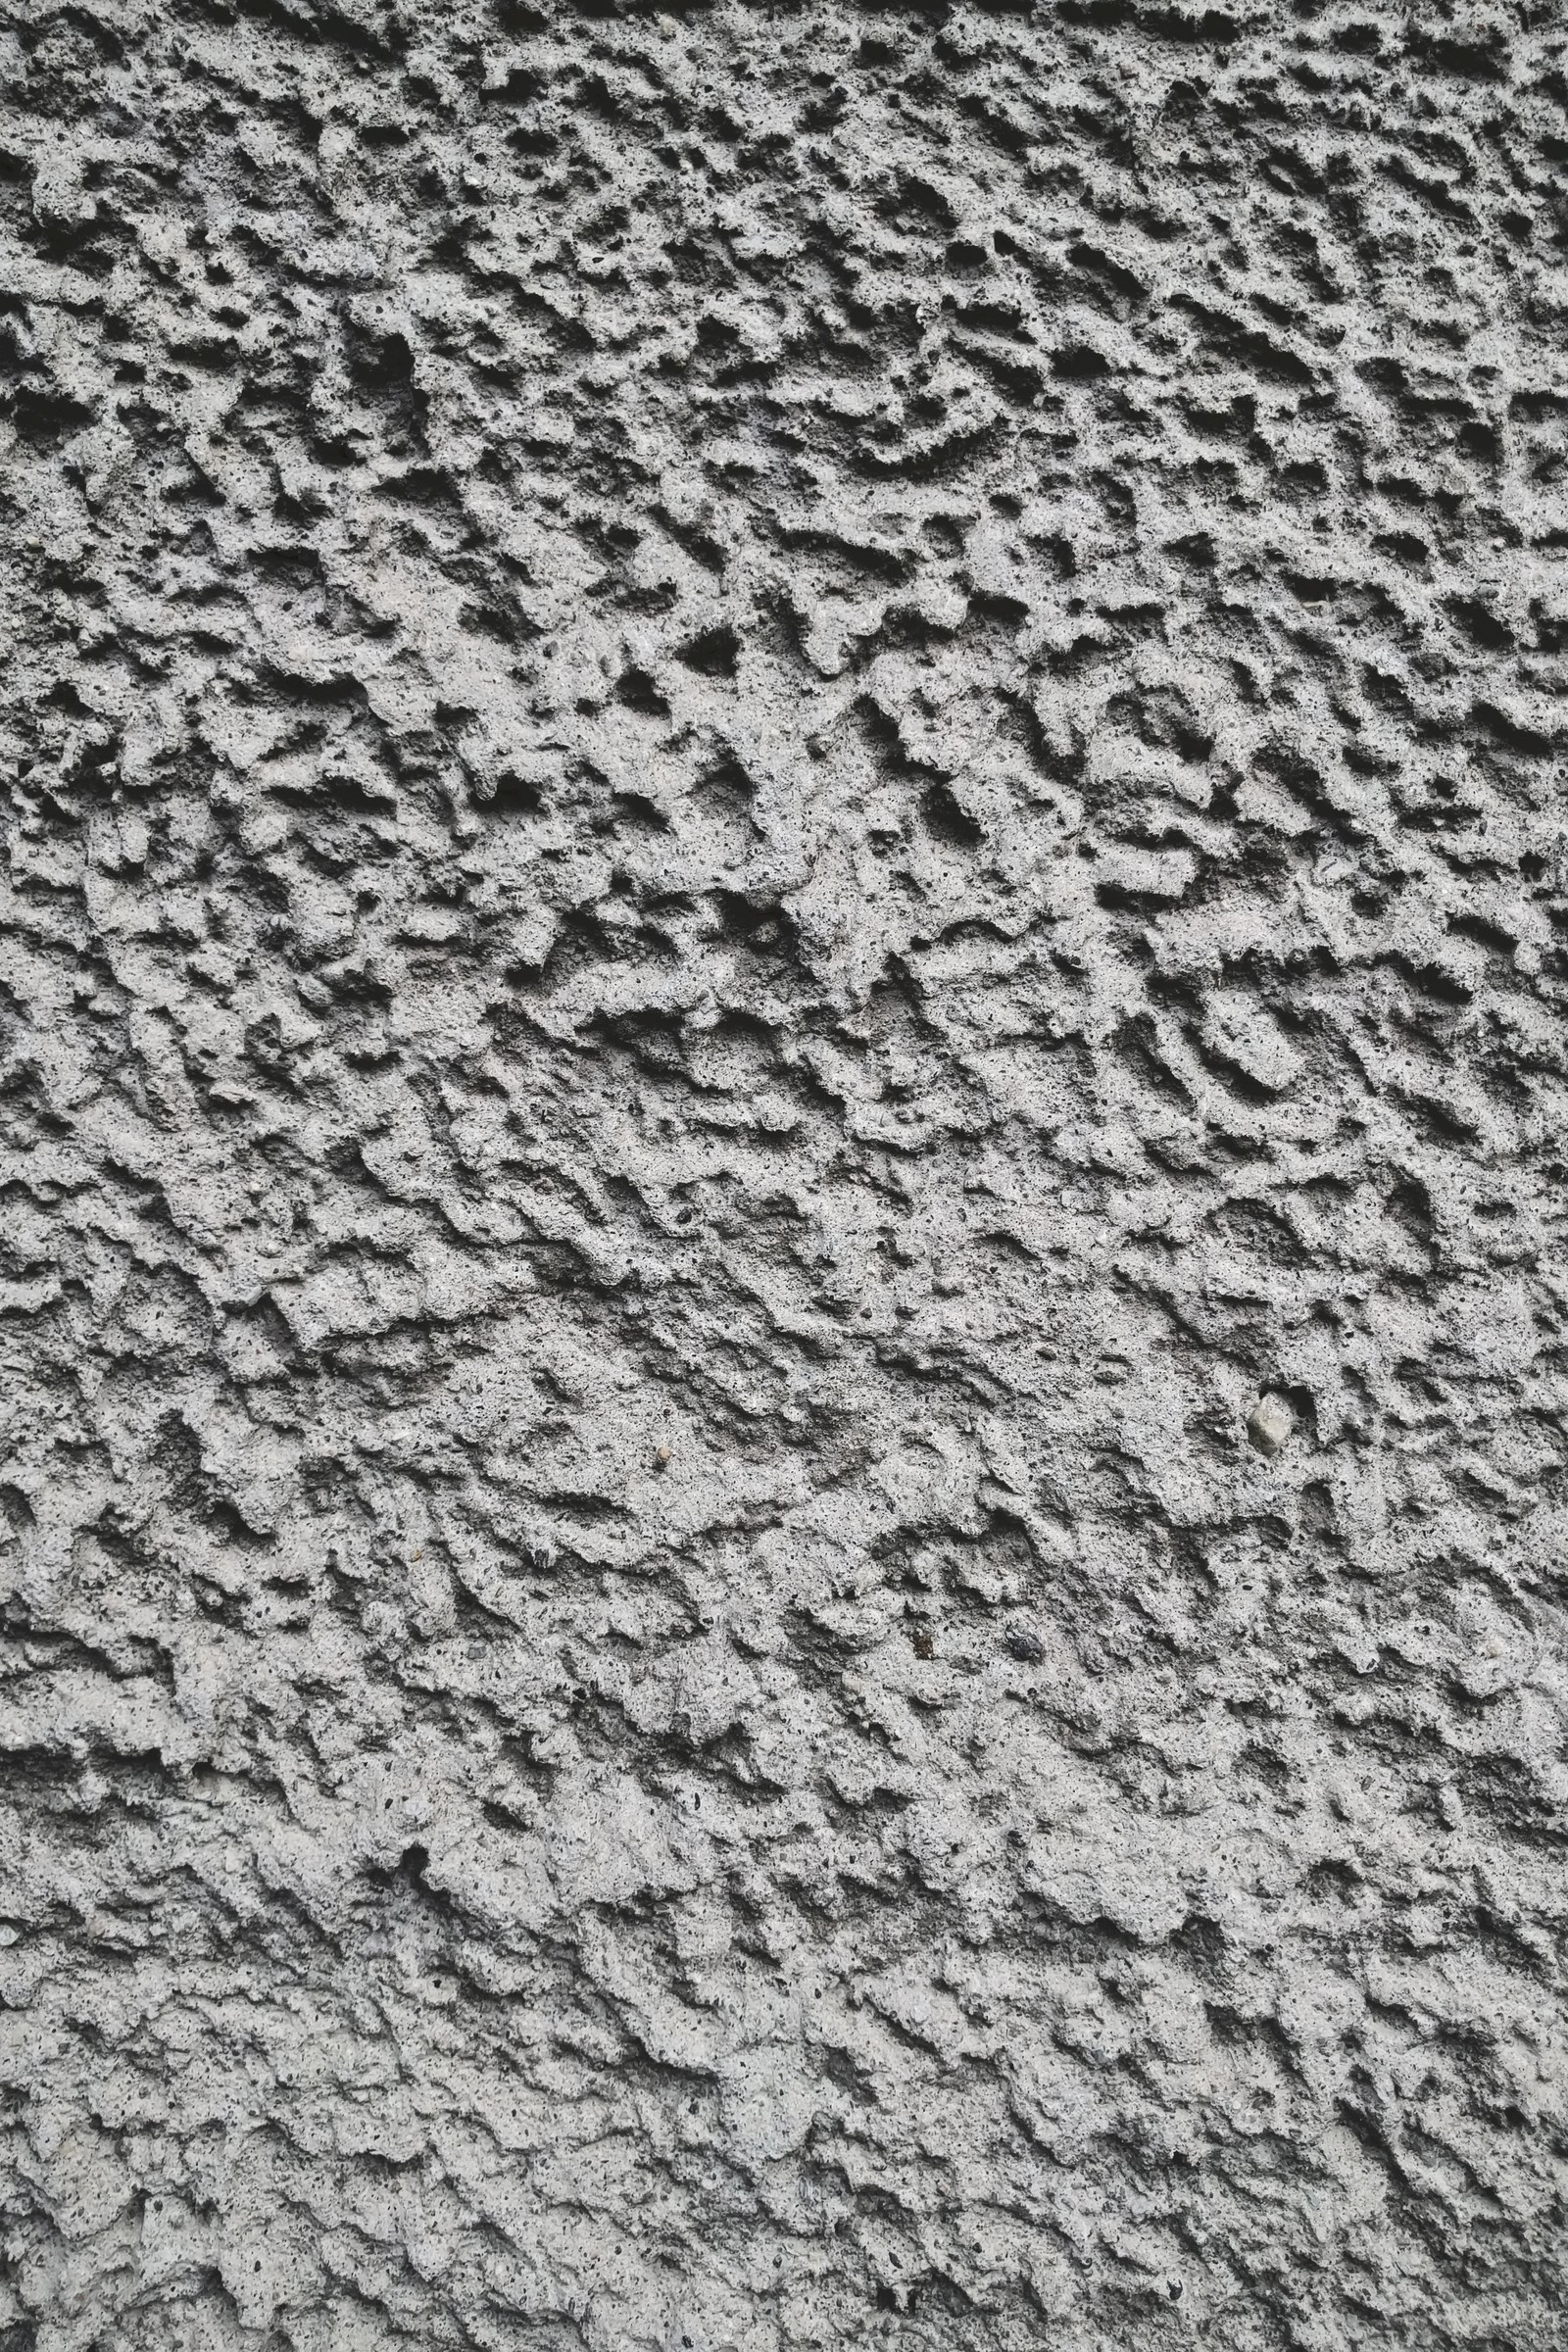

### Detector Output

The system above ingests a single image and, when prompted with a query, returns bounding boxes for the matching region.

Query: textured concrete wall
[2,4,1567,2347]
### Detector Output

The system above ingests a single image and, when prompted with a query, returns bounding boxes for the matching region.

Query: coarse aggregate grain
[2,3,1568,2348]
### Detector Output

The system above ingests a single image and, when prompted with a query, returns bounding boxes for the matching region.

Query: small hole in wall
[676,622,740,678]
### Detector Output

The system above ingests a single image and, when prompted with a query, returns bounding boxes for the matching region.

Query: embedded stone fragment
[1248,1393,1295,1456]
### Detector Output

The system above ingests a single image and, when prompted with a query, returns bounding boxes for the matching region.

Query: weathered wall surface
[2,3,1567,2346]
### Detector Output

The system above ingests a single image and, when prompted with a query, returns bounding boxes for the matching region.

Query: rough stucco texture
[3,2,1568,2347]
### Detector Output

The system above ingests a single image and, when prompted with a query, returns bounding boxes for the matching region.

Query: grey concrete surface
[2,3,1567,2347]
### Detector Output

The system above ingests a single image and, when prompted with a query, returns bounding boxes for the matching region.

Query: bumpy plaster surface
[2,4,1567,2347]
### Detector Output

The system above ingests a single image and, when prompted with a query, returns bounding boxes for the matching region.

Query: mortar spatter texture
[2,1,1568,2347]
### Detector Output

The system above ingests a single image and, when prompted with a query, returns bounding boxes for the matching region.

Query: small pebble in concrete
[1248,1393,1294,1456]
